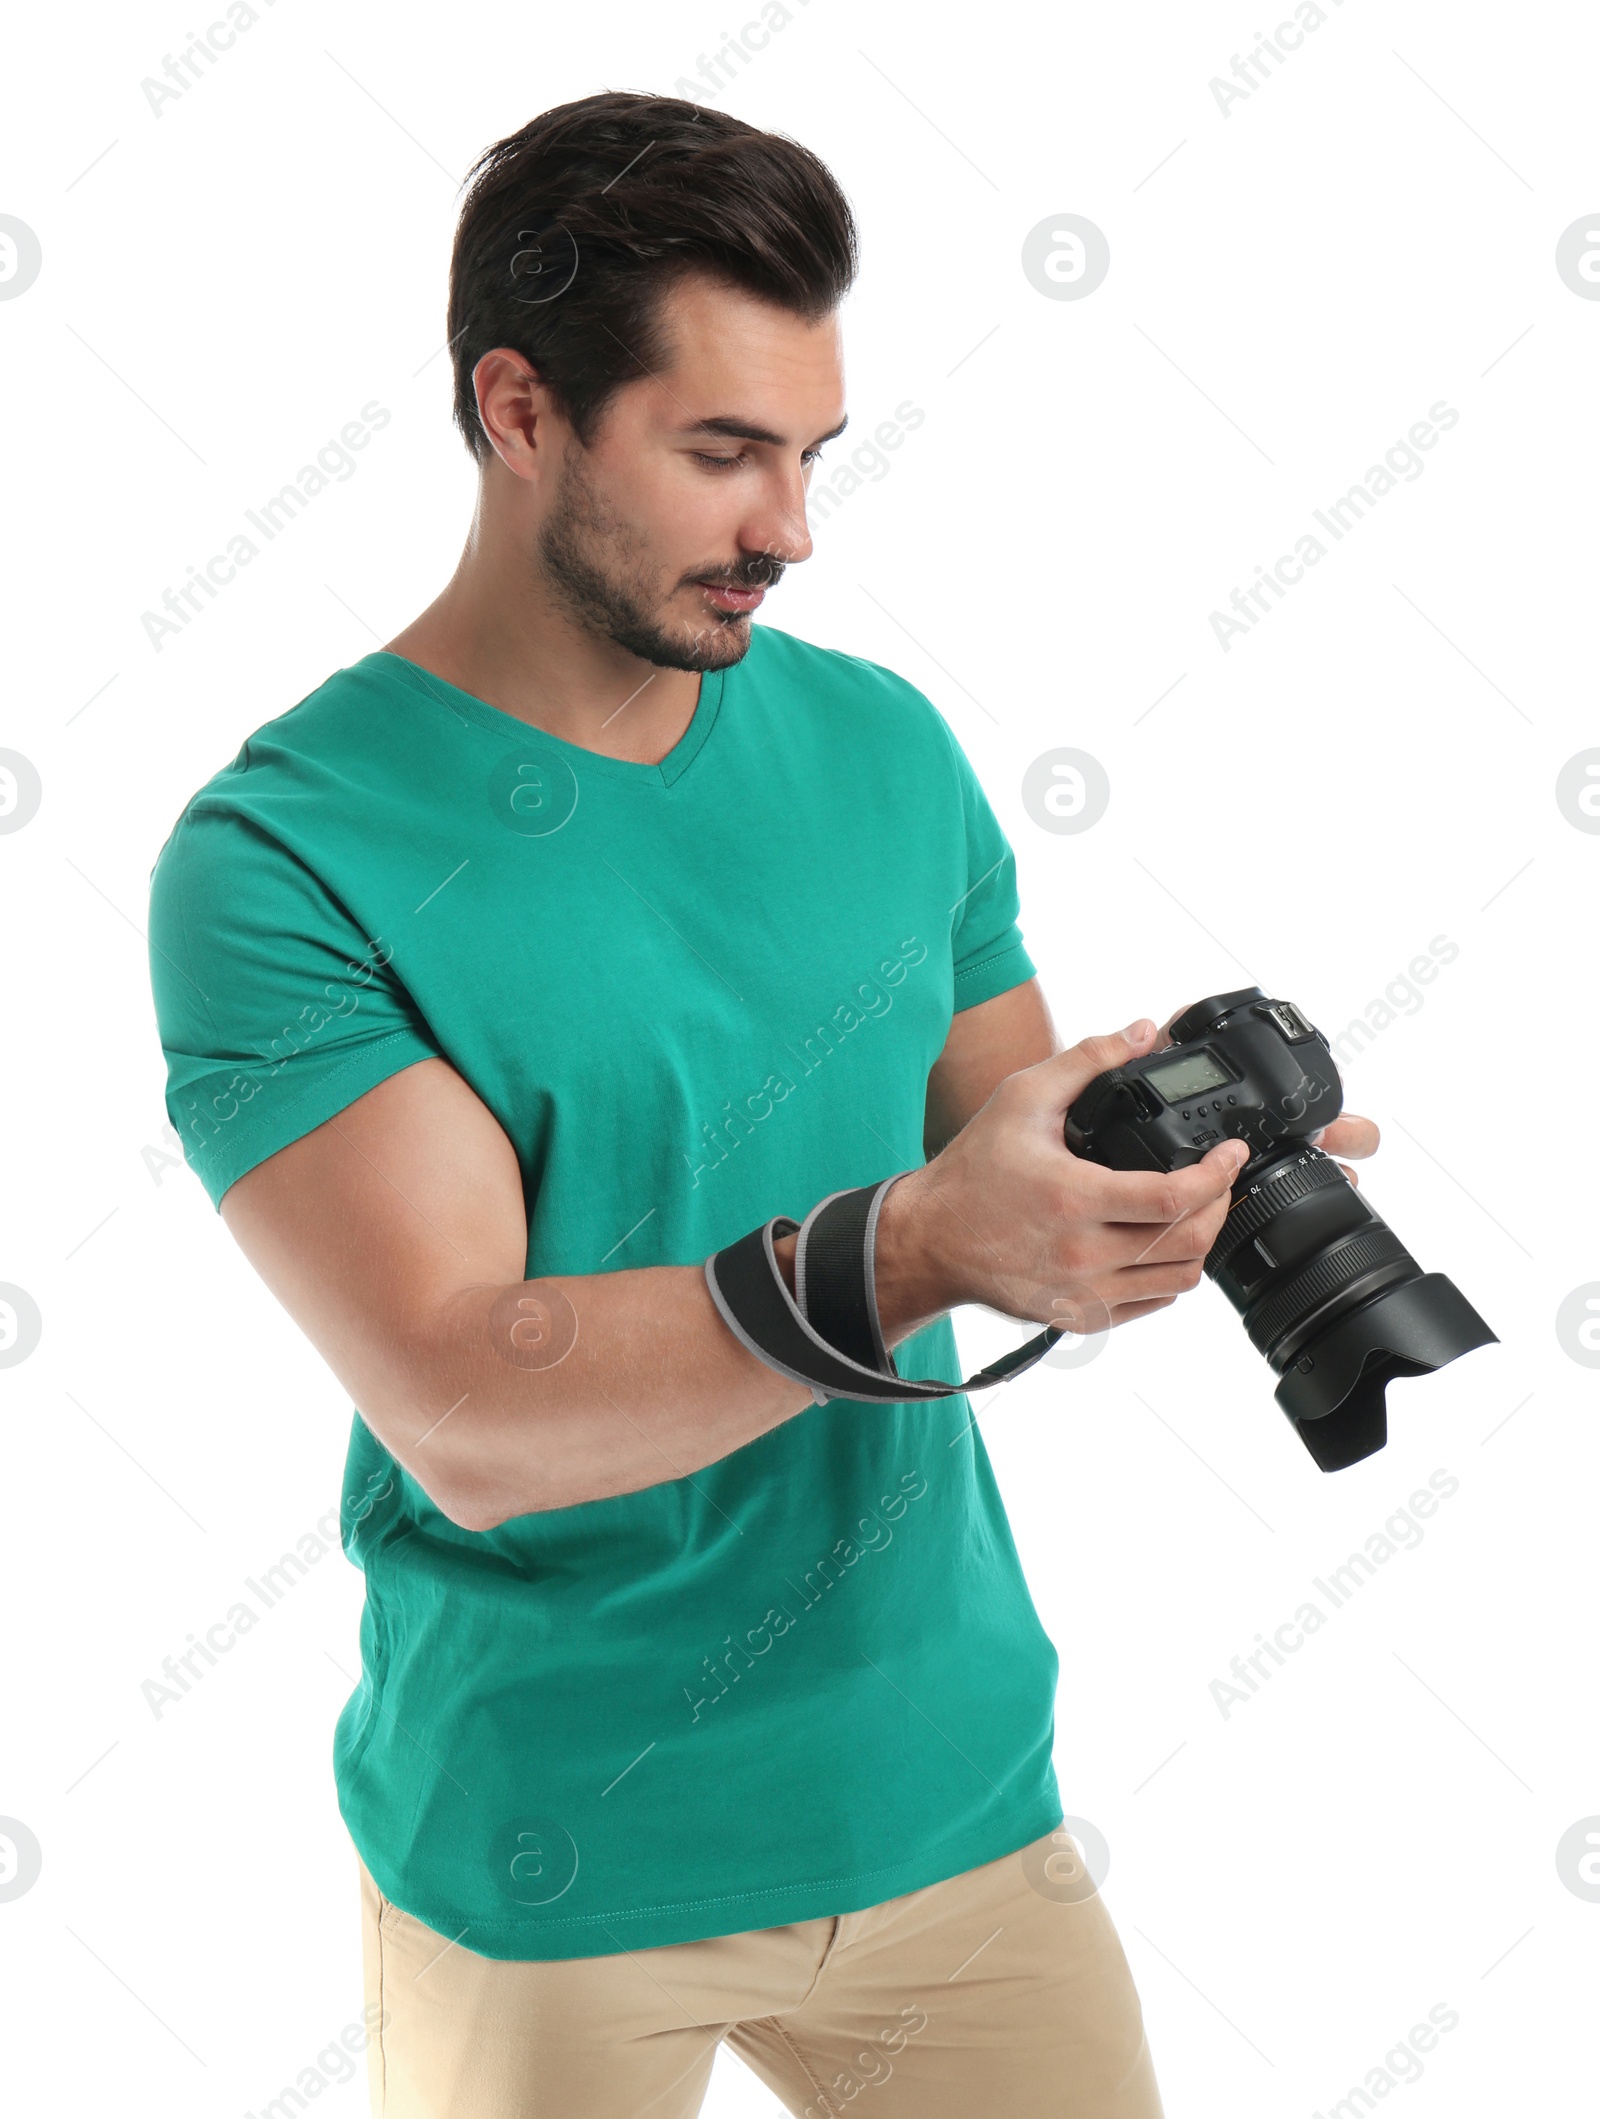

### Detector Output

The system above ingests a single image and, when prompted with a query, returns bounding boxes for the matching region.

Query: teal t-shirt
[147,623,1063,1960]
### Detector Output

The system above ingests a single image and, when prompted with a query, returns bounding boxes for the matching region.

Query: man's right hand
[875,1019,1251,1341]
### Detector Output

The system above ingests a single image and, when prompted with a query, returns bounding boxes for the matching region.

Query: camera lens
[1206,1144,1497,1470]
[1207,1147,1406,1358]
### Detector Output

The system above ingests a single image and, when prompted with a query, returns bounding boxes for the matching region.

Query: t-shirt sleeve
[938,719,1037,1012]
[148,804,447,1211]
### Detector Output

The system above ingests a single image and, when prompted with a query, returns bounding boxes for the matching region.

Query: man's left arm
[923,979,1381,1183]
[924,978,1060,1160]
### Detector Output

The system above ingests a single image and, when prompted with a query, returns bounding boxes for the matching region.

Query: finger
[1337,1161,1358,1188]
[1019,1265,1195,1334]
[1108,1294,1177,1326]
[1090,1137,1250,1224]
[1312,1113,1380,1160]
[1100,1197,1235,1263]
[1022,1020,1163,1113]
[1111,1257,1211,1301]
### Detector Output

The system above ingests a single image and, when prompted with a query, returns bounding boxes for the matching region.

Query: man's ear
[473,348,549,480]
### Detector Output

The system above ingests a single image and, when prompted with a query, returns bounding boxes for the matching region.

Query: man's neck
[382,586,704,767]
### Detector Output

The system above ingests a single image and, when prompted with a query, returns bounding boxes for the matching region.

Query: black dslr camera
[1063,987,1497,1472]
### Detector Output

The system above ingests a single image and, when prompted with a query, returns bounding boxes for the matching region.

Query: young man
[148,91,1373,2118]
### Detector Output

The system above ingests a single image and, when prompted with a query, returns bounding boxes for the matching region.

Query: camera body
[1063,987,1497,1472]
[1062,989,1338,1176]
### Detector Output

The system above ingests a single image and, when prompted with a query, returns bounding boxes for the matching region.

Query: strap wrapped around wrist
[703,1174,1067,1406]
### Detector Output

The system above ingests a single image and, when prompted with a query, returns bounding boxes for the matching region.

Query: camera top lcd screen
[1145,1049,1233,1104]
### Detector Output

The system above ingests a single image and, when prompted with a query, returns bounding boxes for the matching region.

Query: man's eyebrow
[682,413,849,448]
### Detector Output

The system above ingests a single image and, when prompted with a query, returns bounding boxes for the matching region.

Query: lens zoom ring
[1246,1227,1415,1350]
[1208,1150,1346,1275]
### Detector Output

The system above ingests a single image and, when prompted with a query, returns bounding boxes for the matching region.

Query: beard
[535,442,783,673]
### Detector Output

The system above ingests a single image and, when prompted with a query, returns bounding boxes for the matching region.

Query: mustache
[690,555,787,592]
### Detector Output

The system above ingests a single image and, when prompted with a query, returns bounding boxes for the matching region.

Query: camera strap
[703,1175,1067,1406]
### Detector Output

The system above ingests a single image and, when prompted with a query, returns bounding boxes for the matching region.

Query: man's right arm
[219,1031,1247,1531]
[219,1054,943,1531]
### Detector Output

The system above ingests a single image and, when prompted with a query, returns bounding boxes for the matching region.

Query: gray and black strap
[703,1174,1065,1406]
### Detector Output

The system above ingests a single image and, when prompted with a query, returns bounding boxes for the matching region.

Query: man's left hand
[1304,1111,1379,1186]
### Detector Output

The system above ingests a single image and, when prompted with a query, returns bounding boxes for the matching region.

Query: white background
[2,1,1596,2112]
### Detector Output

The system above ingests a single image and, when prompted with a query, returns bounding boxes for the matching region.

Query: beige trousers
[357,1825,1165,2117]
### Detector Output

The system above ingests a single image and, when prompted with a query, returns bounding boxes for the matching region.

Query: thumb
[1019,1019,1159,1113]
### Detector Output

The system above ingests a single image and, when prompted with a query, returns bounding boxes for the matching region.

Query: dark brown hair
[446,91,859,463]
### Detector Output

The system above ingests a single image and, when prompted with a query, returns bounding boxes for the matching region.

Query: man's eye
[691,448,827,470]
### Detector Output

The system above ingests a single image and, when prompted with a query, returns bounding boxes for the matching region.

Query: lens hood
[1274,1271,1499,1471]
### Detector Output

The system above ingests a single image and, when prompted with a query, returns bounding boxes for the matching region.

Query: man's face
[533,272,847,671]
